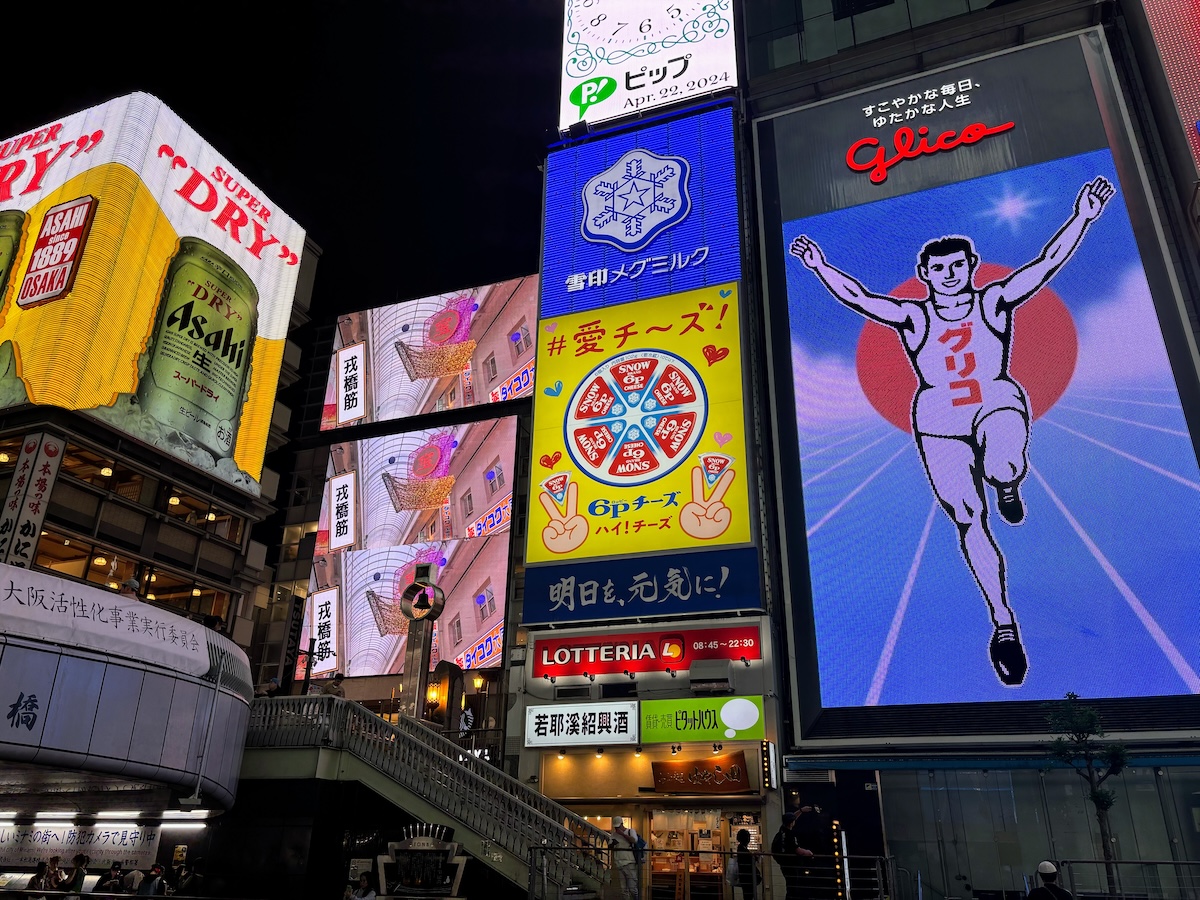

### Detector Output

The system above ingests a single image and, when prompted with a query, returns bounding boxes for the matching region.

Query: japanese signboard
[454,620,504,670]
[542,106,740,318]
[558,0,737,131]
[525,282,759,623]
[321,276,537,430]
[533,624,761,678]
[0,562,211,675]
[640,696,764,743]
[651,750,752,794]
[524,700,639,746]
[328,472,357,552]
[0,432,62,566]
[0,823,160,870]
[758,31,1200,713]
[0,93,306,495]
[309,587,339,677]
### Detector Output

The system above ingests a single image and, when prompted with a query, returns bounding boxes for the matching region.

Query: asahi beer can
[137,237,258,459]
[0,210,27,303]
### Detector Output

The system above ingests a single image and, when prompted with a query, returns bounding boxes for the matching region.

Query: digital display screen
[0,93,306,495]
[760,33,1200,710]
[301,417,517,677]
[541,105,740,318]
[557,0,737,131]
[321,276,537,430]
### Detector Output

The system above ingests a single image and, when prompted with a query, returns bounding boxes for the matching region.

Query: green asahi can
[137,237,258,459]
[0,210,27,303]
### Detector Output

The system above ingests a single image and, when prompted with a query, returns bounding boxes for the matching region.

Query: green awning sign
[640,696,765,743]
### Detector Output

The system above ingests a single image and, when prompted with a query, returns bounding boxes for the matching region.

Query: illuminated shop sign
[640,696,764,743]
[533,625,760,678]
[525,700,640,747]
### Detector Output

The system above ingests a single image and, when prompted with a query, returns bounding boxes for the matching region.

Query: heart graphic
[544,380,564,397]
[544,322,557,333]
[714,432,732,447]
[539,451,562,469]
[702,345,730,366]
[719,289,732,298]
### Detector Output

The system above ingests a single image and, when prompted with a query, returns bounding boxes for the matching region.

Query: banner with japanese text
[640,696,765,743]
[0,824,160,870]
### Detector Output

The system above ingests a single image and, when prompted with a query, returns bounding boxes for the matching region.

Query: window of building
[437,385,458,412]
[61,443,147,499]
[450,614,463,645]
[477,584,497,622]
[486,460,505,496]
[460,490,474,518]
[34,530,90,579]
[511,320,532,356]
[484,353,498,382]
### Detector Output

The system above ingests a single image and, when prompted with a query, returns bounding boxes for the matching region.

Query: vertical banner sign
[541,106,741,318]
[758,31,1200,711]
[525,283,759,624]
[282,592,307,680]
[0,434,43,563]
[329,471,357,552]
[6,435,63,568]
[336,342,367,427]
[558,0,737,130]
[310,587,339,676]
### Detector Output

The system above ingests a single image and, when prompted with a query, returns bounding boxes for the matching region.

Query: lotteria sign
[533,625,760,678]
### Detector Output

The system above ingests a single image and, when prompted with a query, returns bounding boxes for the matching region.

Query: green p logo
[570,77,617,120]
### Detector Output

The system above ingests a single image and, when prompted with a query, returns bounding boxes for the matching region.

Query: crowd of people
[23,855,206,896]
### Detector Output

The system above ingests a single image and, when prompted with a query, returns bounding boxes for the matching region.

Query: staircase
[244,696,610,895]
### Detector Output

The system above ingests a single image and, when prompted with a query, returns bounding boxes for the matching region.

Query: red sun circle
[855,262,1078,434]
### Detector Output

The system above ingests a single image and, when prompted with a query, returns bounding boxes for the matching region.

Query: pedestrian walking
[1027,861,1074,900]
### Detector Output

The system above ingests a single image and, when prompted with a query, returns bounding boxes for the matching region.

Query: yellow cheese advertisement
[528,283,749,564]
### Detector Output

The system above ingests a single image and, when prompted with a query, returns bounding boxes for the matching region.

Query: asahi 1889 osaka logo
[580,149,691,252]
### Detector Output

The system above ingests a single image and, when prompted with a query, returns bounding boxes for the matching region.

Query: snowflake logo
[579,149,692,252]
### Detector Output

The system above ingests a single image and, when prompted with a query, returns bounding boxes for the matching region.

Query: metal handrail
[247,696,611,889]
[1057,858,1200,900]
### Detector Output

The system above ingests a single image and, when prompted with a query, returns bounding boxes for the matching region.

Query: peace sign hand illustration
[679,466,735,540]
[540,481,589,554]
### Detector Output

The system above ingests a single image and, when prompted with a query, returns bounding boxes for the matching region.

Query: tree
[1045,692,1129,897]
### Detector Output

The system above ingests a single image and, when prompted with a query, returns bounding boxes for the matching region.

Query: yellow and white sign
[528,283,749,564]
[0,93,306,495]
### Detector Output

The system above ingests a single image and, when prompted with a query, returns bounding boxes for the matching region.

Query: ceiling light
[557,749,566,759]
[0,822,13,828]
[34,821,74,828]
[93,556,107,567]
[150,574,157,582]
[168,496,180,506]
[206,512,216,521]
[94,822,138,829]
[159,822,206,830]
[595,747,604,758]
[0,811,16,818]
[96,811,141,818]
[712,742,723,754]
[100,466,113,477]
[161,810,208,818]
[192,588,202,597]
[63,539,69,546]
[0,453,8,463]
[634,746,642,757]
[147,594,156,601]
[107,582,118,589]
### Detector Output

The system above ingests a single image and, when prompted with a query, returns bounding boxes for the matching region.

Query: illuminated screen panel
[1139,0,1200,171]
[523,282,761,625]
[301,417,517,677]
[758,32,1200,711]
[557,0,737,132]
[0,93,305,495]
[320,276,537,430]
[541,105,740,319]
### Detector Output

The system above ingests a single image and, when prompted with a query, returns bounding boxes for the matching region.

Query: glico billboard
[756,32,1200,724]
[524,281,760,624]
[0,93,305,495]
[301,417,517,677]
[541,104,740,318]
[322,275,538,430]
[557,0,738,131]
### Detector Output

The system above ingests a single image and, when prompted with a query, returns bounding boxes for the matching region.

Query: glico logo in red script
[846,120,1016,184]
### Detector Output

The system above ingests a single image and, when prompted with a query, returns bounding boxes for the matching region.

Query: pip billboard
[758,32,1200,710]
[541,105,740,318]
[557,0,737,131]
[321,275,538,430]
[0,93,305,495]
[301,417,517,677]
[524,282,759,624]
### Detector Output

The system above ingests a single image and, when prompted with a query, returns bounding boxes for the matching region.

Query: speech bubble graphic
[720,697,760,738]
[570,76,617,119]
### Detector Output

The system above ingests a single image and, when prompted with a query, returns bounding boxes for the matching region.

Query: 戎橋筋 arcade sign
[533,625,760,678]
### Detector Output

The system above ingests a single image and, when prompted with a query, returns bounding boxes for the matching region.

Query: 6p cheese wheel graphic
[564,349,708,487]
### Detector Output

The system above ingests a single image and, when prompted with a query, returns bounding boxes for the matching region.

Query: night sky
[4,1,563,321]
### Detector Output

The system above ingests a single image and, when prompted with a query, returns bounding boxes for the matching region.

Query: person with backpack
[610,816,644,900]
[771,812,814,900]
[1026,861,1073,900]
